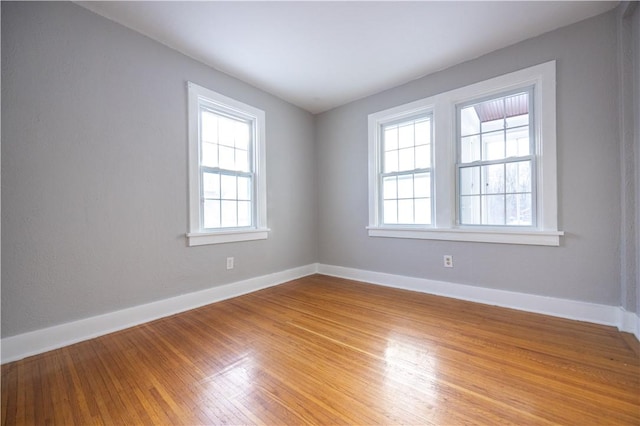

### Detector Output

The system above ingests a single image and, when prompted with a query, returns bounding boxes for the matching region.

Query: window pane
[234,120,251,150]
[398,199,414,223]
[460,166,480,195]
[506,127,530,157]
[237,176,251,201]
[461,135,480,163]
[398,123,414,148]
[481,118,504,133]
[384,151,398,173]
[219,145,235,170]
[414,198,431,224]
[482,130,505,161]
[238,201,252,227]
[221,200,237,227]
[203,172,220,199]
[398,148,415,171]
[220,174,237,199]
[505,92,529,125]
[201,110,218,143]
[506,161,531,193]
[202,142,218,168]
[414,119,431,145]
[397,174,413,198]
[460,106,480,136]
[482,195,505,225]
[384,126,398,151]
[383,200,398,224]
[415,145,431,169]
[506,113,528,128]
[460,195,480,224]
[383,176,397,200]
[235,148,250,172]
[218,116,236,147]
[482,164,505,194]
[203,200,220,228]
[414,173,430,198]
[506,194,532,226]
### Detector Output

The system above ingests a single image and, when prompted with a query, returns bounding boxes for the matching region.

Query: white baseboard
[620,309,640,341]
[1,263,319,364]
[317,264,638,336]
[3,262,637,364]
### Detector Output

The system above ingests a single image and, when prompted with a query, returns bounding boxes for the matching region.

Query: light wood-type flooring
[2,274,639,425]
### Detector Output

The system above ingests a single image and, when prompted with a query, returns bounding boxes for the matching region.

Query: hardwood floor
[2,274,639,425]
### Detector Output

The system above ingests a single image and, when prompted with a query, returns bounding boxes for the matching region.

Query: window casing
[368,61,563,246]
[187,82,268,246]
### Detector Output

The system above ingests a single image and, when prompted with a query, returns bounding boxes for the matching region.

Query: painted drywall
[1,2,317,337]
[316,11,622,306]
[618,2,638,315]
[633,4,640,317]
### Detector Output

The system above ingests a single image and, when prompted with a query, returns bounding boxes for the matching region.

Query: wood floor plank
[2,274,639,425]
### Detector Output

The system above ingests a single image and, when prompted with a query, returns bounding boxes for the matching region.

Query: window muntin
[381,115,433,225]
[457,89,535,227]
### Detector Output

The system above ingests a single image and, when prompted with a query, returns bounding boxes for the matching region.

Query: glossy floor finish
[2,274,639,425]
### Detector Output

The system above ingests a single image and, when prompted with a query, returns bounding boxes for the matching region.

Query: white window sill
[187,228,270,246]
[367,226,563,246]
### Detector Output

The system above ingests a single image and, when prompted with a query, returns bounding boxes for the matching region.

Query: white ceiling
[77,1,617,114]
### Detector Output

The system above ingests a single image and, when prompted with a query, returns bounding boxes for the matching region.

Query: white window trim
[186,82,269,246]
[368,61,563,246]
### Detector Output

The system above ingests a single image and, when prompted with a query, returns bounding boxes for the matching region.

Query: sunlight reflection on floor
[383,333,439,419]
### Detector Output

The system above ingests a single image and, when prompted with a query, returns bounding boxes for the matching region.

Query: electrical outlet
[443,255,453,268]
[226,257,234,270]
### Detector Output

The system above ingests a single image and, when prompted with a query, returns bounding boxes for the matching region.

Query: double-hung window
[457,89,534,226]
[381,114,433,226]
[187,82,268,246]
[368,61,562,246]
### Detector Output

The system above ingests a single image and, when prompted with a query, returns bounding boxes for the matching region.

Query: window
[187,82,268,246]
[381,114,433,226]
[457,89,534,226]
[368,61,563,246]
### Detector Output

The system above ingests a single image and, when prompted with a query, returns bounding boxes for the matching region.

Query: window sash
[379,170,432,225]
[198,106,254,173]
[456,156,536,226]
[199,168,255,230]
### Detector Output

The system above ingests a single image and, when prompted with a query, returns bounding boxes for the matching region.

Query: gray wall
[634,4,640,316]
[618,2,638,314]
[1,1,317,337]
[316,11,622,306]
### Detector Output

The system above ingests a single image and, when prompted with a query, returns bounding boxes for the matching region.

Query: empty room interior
[2,1,640,424]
